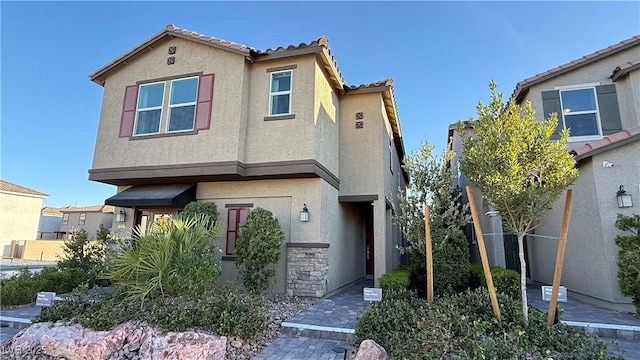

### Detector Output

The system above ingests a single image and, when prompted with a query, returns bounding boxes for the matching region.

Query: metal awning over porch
[104,184,196,207]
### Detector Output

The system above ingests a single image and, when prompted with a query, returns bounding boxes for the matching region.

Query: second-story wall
[92,37,248,170]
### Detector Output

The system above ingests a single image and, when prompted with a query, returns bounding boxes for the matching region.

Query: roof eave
[573,133,640,162]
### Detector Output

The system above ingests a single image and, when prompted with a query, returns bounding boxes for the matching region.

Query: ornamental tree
[395,140,471,296]
[457,81,578,322]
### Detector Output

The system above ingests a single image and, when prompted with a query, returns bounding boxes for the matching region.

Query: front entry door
[365,208,374,276]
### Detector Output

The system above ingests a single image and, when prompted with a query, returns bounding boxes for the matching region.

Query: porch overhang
[104,184,196,208]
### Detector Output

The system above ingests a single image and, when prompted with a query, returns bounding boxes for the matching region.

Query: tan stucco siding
[92,37,247,170]
[197,178,322,294]
[533,141,639,308]
[313,61,340,176]
[521,47,640,133]
[0,193,45,257]
[21,240,65,261]
[244,57,317,164]
[338,93,385,196]
[60,212,112,239]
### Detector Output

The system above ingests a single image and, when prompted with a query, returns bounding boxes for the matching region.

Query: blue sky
[1,1,639,207]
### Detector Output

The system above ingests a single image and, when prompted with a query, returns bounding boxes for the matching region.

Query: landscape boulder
[354,339,388,360]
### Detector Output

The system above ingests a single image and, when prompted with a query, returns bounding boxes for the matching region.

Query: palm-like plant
[108,213,224,304]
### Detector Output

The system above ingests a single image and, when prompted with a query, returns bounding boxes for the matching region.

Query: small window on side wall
[269,71,292,116]
[226,207,250,255]
[78,213,86,226]
[62,213,69,225]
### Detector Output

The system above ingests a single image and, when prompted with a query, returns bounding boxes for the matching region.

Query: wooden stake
[465,186,501,320]
[424,205,434,302]
[547,189,574,327]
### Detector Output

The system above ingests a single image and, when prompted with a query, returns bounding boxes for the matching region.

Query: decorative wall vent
[167,57,175,65]
[356,112,364,120]
[356,121,364,129]
[168,46,176,54]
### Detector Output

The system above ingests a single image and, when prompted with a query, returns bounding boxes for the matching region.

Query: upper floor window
[62,213,69,225]
[135,77,199,135]
[542,84,622,141]
[78,213,86,226]
[559,87,600,138]
[269,71,292,116]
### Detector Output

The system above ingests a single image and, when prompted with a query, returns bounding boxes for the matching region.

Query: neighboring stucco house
[87,24,408,297]
[38,206,65,239]
[0,180,48,257]
[452,35,640,311]
[59,205,115,239]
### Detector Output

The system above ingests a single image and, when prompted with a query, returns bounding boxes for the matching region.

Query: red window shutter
[195,73,215,131]
[120,85,138,137]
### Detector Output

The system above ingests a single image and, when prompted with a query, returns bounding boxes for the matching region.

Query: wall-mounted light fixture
[116,208,126,222]
[616,185,633,208]
[300,204,309,222]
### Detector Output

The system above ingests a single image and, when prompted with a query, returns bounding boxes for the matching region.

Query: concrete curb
[563,320,640,340]
[281,322,355,342]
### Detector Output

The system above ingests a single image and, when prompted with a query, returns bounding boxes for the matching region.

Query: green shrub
[408,229,471,298]
[615,213,640,313]
[469,264,520,299]
[0,267,89,306]
[180,201,219,228]
[37,285,267,339]
[379,266,410,292]
[108,215,224,304]
[235,208,284,295]
[355,287,620,360]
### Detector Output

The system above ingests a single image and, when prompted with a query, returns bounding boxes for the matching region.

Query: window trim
[226,206,250,255]
[133,80,165,136]
[166,76,199,133]
[269,70,293,116]
[557,86,603,141]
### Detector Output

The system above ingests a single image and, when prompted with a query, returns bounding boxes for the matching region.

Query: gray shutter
[542,90,563,140]
[596,84,622,135]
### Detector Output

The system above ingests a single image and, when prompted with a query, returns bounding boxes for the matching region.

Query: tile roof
[62,205,115,213]
[513,35,640,102]
[41,206,66,215]
[609,59,640,81]
[90,24,346,87]
[570,126,640,161]
[0,180,48,197]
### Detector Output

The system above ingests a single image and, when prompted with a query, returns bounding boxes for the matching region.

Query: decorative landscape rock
[139,331,226,360]
[10,322,52,354]
[40,322,132,360]
[354,339,388,360]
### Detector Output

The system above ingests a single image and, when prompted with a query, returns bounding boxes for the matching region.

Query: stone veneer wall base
[286,243,329,297]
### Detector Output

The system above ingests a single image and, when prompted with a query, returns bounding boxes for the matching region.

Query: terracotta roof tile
[41,206,66,215]
[513,35,640,101]
[570,126,640,160]
[609,59,640,81]
[62,205,114,213]
[346,78,394,91]
[0,180,48,197]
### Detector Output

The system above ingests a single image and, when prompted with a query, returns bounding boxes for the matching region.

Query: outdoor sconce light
[116,208,126,222]
[616,185,633,208]
[300,204,309,222]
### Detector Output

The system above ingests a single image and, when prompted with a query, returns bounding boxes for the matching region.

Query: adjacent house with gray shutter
[87,24,408,297]
[510,34,640,312]
[450,35,639,312]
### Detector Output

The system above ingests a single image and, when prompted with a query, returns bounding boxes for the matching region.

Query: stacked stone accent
[286,243,329,297]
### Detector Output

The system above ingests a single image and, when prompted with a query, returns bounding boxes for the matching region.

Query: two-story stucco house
[512,35,640,311]
[88,24,408,297]
[451,35,640,312]
[58,205,114,239]
[0,180,48,257]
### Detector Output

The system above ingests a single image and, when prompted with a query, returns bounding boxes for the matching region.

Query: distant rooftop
[0,180,48,198]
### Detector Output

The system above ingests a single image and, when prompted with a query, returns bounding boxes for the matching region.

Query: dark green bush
[355,287,620,360]
[614,213,640,313]
[235,207,284,295]
[408,229,470,298]
[36,285,267,339]
[379,266,410,292]
[469,263,520,299]
[0,267,89,306]
[180,201,220,228]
